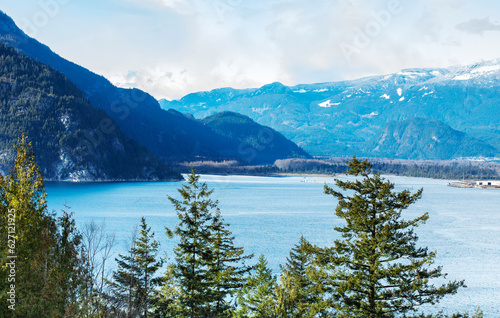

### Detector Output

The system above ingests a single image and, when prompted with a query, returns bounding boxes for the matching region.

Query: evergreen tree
[321,156,465,317]
[209,208,253,316]
[166,169,218,317]
[109,217,163,317]
[235,255,277,318]
[276,236,329,317]
[135,217,163,317]
[51,207,85,317]
[167,168,253,317]
[153,264,182,317]
[108,238,140,317]
[0,135,83,317]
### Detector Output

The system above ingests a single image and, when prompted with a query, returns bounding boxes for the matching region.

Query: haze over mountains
[161,60,500,160]
[0,11,309,180]
[0,9,498,182]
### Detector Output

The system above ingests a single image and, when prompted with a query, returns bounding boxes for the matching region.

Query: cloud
[37,0,499,99]
[456,17,500,35]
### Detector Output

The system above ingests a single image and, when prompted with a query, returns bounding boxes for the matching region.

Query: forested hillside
[0,42,179,181]
[202,111,311,164]
[0,11,309,165]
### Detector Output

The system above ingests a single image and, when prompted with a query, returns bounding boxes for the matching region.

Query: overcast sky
[1,0,499,99]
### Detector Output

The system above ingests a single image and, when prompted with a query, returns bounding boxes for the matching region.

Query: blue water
[45,175,500,317]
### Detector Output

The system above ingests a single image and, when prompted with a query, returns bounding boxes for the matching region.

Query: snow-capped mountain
[161,60,500,160]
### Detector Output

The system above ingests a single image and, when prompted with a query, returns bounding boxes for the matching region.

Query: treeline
[0,139,486,317]
[274,158,500,180]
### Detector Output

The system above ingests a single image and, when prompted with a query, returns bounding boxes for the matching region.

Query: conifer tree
[167,168,253,317]
[108,239,140,317]
[276,236,329,317]
[209,208,253,316]
[166,169,218,317]
[235,255,277,318]
[135,217,163,317]
[51,207,84,316]
[0,135,83,317]
[108,217,162,317]
[321,156,465,317]
[154,264,182,317]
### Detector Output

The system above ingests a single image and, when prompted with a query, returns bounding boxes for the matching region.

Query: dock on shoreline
[448,180,500,189]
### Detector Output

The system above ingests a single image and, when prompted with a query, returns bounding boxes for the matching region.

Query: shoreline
[42,157,500,183]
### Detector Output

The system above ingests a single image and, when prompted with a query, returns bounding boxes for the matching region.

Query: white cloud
[4,0,500,99]
[456,17,500,35]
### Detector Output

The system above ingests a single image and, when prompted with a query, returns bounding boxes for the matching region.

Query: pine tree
[166,168,218,317]
[50,207,84,317]
[276,236,329,317]
[321,157,465,317]
[108,239,141,317]
[235,255,277,318]
[154,264,182,317]
[167,168,253,317]
[209,208,253,316]
[0,135,83,317]
[135,217,163,317]
[108,217,163,317]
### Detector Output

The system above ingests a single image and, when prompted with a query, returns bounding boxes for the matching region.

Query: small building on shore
[475,180,500,188]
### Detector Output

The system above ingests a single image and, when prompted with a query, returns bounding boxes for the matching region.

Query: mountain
[0,11,308,165]
[202,112,310,164]
[0,42,180,181]
[364,118,497,160]
[161,62,500,160]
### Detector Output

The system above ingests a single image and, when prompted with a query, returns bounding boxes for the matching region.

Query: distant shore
[173,157,500,182]
[39,157,500,183]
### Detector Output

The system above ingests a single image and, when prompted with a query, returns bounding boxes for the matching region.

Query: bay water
[45,175,500,316]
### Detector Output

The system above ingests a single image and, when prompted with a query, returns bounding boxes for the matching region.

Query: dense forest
[273,158,500,180]
[0,138,486,317]
[175,158,500,181]
[0,42,180,181]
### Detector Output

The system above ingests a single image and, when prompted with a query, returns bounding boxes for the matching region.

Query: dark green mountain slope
[0,11,211,162]
[0,42,180,181]
[202,112,310,164]
[0,11,308,165]
[363,118,497,160]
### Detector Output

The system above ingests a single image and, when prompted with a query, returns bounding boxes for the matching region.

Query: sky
[1,0,499,100]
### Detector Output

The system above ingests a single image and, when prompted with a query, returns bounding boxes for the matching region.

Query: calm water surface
[45,175,500,317]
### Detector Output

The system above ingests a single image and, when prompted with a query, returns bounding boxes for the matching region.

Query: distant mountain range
[1,9,498,168]
[0,11,309,180]
[161,61,500,160]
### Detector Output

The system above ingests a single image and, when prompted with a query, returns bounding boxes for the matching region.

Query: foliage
[234,255,277,318]
[153,264,183,317]
[167,167,253,317]
[276,236,329,317]
[209,208,253,316]
[320,156,465,317]
[108,217,163,317]
[0,135,83,317]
